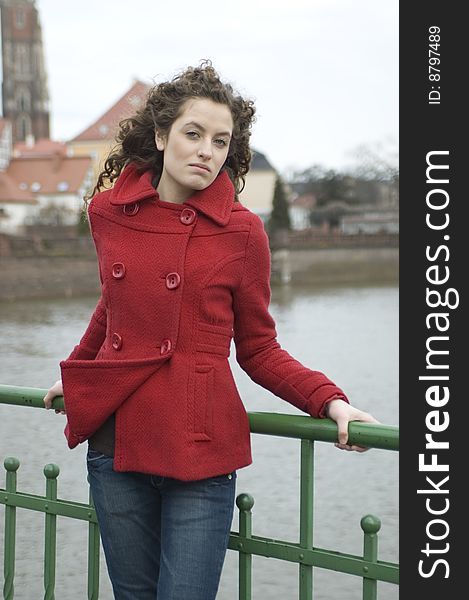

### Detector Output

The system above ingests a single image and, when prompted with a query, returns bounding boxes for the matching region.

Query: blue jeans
[86,448,236,600]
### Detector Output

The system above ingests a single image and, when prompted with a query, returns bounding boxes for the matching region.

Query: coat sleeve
[65,296,107,361]
[232,216,348,418]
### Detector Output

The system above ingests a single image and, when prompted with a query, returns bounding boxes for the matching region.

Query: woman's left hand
[325,399,379,453]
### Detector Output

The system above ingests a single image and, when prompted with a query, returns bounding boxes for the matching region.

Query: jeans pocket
[86,448,112,463]
[207,471,237,486]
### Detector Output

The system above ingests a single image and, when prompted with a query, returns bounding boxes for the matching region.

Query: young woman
[43,61,378,600]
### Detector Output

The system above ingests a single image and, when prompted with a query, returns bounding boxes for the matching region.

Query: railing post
[299,439,314,600]
[236,493,254,600]
[44,464,59,600]
[87,489,100,600]
[361,514,381,600]
[3,457,19,600]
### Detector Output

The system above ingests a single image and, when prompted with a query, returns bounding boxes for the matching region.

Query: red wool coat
[60,163,348,481]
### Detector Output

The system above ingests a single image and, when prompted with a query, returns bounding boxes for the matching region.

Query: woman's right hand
[43,379,65,414]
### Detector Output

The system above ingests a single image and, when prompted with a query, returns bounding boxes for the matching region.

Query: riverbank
[271,247,398,286]
[0,246,398,301]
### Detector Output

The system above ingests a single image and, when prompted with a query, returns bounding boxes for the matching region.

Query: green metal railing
[0,384,399,599]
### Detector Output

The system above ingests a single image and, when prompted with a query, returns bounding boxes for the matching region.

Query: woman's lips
[189,164,211,172]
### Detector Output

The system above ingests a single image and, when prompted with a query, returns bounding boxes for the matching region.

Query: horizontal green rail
[248,411,398,450]
[228,532,398,584]
[0,384,399,450]
[1,489,97,523]
[0,384,399,599]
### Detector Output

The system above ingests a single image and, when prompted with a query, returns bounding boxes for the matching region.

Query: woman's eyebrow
[183,121,232,137]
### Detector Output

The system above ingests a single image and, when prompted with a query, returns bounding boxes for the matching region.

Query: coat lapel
[109,163,235,227]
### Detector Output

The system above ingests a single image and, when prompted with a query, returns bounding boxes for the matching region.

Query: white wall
[0,202,36,234]
[240,170,276,214]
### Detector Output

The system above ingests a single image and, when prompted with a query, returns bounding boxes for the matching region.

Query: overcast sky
[36,0,398,176]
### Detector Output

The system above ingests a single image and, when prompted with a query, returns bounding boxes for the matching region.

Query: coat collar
[109,163,235,227]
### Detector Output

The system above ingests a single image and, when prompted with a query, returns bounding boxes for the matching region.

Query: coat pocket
[60,354,170,444]
[191,364,214,441]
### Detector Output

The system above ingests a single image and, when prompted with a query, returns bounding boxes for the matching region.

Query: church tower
[0,0,50,143]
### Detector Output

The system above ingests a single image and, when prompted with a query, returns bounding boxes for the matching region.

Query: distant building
[0,161,37,234]
[239,150,276,222]
[13,136,68,158]
[288,174,399,235]
[0,123,92,234]
[289,193,317,230]
[0,117,12,169]
[339,180,399,234]
[0,0,50,143]
[340,211,399,235]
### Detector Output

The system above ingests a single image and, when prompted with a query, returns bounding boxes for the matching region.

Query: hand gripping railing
[0,384,399,599]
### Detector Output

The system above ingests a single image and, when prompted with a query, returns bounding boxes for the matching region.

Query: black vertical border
[400,2,464,597]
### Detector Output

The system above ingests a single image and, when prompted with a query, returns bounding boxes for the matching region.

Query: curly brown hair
[87,60,256,203]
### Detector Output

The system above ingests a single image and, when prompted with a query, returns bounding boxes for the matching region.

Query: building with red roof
[0,169,38,234]
[0,120,92,234]
[13,137,68,158]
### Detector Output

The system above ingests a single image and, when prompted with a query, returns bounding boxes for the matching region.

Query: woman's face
[155,97,233,203]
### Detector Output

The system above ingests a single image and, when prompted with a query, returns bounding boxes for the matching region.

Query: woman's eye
[214,139,227,147]
[186,131,199,138]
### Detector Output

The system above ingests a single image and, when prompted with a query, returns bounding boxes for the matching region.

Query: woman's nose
[197,139,212,159]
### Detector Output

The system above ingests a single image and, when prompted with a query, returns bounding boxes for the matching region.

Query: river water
[0,283,398,600]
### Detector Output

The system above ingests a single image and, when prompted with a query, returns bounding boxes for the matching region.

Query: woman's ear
[155,130,166,152]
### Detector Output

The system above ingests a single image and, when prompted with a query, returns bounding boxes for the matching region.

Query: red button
[166,272,181,289]
[160,339,172,355]
[123,202,140,216]
[180,208,196,225]
[112,333,123,350]
[112,262,126,279]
